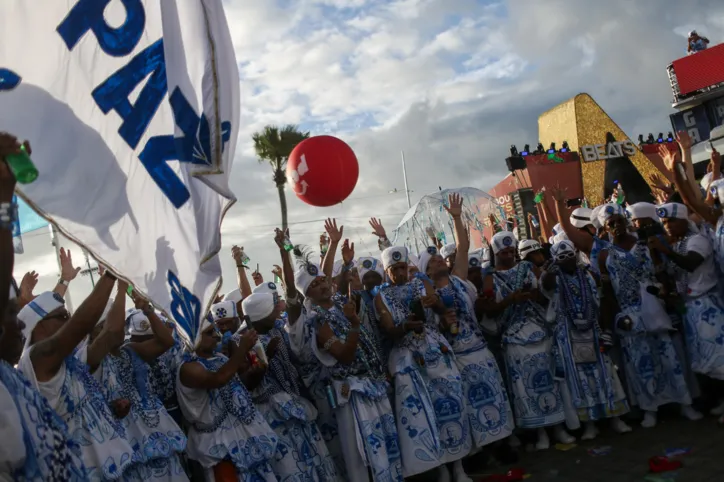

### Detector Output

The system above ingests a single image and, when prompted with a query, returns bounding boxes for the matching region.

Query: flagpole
[49,225,73,312]
[401,151,412,209]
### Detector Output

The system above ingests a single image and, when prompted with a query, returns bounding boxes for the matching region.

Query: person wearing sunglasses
[541,240,631,442]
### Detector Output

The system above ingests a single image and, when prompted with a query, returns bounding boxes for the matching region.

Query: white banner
[0,0,239,342]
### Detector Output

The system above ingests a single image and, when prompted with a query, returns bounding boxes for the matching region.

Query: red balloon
[286,136,359,207]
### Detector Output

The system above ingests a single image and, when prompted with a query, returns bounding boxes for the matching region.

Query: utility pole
[400,151,412,209]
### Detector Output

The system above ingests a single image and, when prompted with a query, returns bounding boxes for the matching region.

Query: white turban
[468,251,483,269]
[491,231,516,254]
[210,300,238,322]
[709,178,724,200]
[440,243,456,259]
[552,231,570,244]
[570,207,593,228]
[416,246,440,274]
[551,240,577,262]
[253,282,279,297]
[591,205,604,229]
[700,172,714,191]
[241,293,275,323]
[18,291,65,350]
[597,203,625,226]
[626,202,658,221]
[223,289,243,304]
[552,223,562,235]
[358,257,384,282]
[381,246,409,270]
[656,202,688,220]
[294,262,323,296]
[518,239,542,259]
[126,308,152,337]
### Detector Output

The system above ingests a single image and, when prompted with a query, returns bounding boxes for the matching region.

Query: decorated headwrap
[331,258,358,278]
[518,239,542,260]
[597,203,626,227]
[591,205,604,230]
[570,207,593,228]
[222,288,243,304]
[468,251,482,269]
[491,231,516,254]
[551,240,577,262]
[552,231,570,244]
[656,202,688,220]
[210,300,238,323]
[709,178,724,200]
[241,293,275,323]
[416,245,440,274]
[293,246,324,296]
[358,257,384,282]
[253,282,279,297]
[18,291,65,350]
[381,246,409,270]
[126,308,152,337]
[626,202,658,221]
[440,243,456,259]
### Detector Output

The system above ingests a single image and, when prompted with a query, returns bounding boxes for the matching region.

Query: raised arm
[369,218,393,251]
[31,271,116,382]
[322,218,342,279]
[53,248,81,298]
[550,186,593,254]
[445,193,469,280]
[86,279,128,372]
[231,245,253,299]
[127,294,174,363]
[677,131,700,201]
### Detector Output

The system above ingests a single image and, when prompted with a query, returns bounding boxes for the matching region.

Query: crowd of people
[2,128,724,482]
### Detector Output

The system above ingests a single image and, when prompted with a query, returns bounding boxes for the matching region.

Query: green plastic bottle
[4,145,38,184]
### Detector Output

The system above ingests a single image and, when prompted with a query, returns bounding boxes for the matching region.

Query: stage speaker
[506,155,526,172]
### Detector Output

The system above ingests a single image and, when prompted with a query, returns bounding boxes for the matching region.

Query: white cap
[241,293,275,323]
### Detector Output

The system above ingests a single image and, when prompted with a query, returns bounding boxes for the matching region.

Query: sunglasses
[555,251,577,261]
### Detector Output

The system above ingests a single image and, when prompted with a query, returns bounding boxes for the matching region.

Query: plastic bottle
[4,144,38,184]
[239,249,250,265]
[282,235,294,252]
[531,215,540,229]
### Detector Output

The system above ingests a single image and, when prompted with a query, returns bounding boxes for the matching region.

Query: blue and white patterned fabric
[436,276,514,448]
[542,267,629,421]
[305,300,403,482]
[701,215,724,295]
[176,354,278,480]
[0,360,87,481]
[378,278,469,478]
[251,319,339,481]
[668,233,724,381]
[490,261,566,429]
[594,238,692,411]
[17,349,136,481]
[93,347,188,482]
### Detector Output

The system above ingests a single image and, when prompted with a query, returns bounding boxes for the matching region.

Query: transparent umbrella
[391,187,500,255]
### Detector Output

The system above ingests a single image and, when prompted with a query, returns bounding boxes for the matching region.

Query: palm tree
[252,125,310,230]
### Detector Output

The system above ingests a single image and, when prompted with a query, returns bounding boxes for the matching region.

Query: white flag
[0,1,239,342]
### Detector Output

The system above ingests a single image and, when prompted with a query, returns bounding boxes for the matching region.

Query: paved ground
[410,409,724,482]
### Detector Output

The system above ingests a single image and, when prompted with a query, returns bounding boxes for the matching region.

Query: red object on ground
[671,43,724,96]
[478,468,526,482]
[649,456,683,473]
[286,135,359,207]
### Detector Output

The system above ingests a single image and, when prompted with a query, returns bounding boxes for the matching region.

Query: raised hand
[231,245,244,264]
[649,172,673,194]
[676,130,692,151]
[239,329,258,354]
[271,264,282,279]
[341,239,355,265]
[19,271,39,303]
[369,218,387,238]
[550,184,566,202]
[324,218,343,243]
[711,146,721,171]
[658,144,678,172]
[59,247,81,282]
[444,193,463,217]
[274,228,289,250]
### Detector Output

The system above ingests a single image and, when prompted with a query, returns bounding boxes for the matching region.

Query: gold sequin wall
[538,93,664,206]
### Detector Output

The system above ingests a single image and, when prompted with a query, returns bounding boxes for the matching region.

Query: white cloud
[14,0,724,302]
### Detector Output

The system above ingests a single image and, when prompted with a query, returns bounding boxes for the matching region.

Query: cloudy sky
[12,0,724,305]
